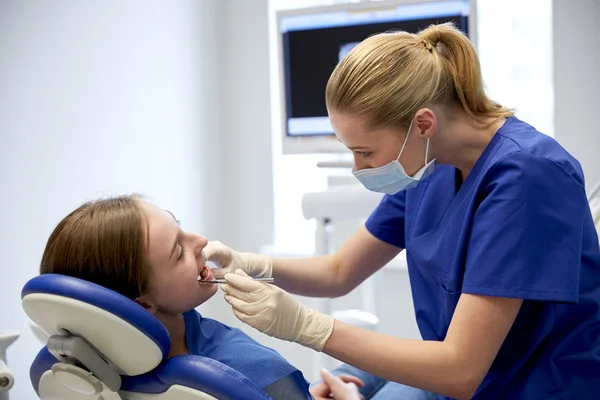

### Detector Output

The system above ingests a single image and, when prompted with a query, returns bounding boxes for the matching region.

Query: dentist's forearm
[271,226,401,298]
[322,321,477,400]
[272,255,348,297]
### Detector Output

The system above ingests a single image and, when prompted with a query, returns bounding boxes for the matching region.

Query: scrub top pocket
[438,279,462,328]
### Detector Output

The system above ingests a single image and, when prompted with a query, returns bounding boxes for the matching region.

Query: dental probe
[198,277,275,284]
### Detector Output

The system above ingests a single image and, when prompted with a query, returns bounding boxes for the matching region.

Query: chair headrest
[22,274,170,376]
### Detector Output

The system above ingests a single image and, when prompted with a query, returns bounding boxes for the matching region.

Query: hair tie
[422,40,434,53]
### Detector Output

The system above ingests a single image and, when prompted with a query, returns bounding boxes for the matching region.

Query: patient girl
[40,195,315,399]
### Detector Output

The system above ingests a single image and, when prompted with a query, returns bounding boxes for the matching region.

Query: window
[476,0,554,136]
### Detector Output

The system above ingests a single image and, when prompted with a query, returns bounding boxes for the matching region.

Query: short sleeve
[462,152,586,303]
[365,191,407,248]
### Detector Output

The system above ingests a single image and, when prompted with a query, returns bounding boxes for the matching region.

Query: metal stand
[304,184,384,372]
[0,330,19,400]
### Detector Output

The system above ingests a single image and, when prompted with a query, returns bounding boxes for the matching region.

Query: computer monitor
[275,0,475,154]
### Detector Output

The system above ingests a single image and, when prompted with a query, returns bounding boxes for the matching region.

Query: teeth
[200,267,208,280]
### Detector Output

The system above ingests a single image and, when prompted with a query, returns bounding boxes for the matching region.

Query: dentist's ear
[415,108,437,139]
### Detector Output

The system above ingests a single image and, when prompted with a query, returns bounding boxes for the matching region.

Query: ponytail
[326,22,513,130]
[418,23,513,122]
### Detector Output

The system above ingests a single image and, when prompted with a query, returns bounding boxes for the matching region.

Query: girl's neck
[154,311,189,358]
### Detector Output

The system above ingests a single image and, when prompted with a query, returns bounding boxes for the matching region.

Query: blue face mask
[352,118,436,195]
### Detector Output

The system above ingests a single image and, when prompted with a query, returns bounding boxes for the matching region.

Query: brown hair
[40,194,149,300]
[325,22,514,130]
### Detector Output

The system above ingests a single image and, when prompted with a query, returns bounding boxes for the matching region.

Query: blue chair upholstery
[22,274,272,400]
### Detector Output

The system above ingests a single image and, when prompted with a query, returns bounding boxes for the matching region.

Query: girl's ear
[135,295,158,314]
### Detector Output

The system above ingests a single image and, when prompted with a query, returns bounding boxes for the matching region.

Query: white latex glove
[204,241,273,279]
[222,270,334,352]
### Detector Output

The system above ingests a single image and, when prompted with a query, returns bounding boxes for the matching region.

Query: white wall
[553,0,600,192]
[0,0,291,397]
[217,1,275,252]
[0,1,221,398]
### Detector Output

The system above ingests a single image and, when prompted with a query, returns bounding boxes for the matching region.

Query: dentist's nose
[353,155,368,171]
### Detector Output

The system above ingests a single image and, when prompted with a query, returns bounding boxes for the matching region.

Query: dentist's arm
[272,226,401,297]
[205,225,401,298]
[223,271,522,400]
[323,295,522,399]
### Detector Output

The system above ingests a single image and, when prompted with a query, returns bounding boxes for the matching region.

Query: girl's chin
[196,286,218,303]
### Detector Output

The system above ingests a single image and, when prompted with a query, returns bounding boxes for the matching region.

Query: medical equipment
[22,274,276,400]
[275,0,474,155]
[302,183,384,371]
[0,330,19,400]
[199,277,274,284]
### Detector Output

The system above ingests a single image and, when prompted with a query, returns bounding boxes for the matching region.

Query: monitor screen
[276,0,472,154]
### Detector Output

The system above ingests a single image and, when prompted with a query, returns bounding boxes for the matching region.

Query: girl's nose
[194,235,208,259]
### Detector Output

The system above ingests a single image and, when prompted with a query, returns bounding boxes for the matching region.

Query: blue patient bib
[184,310,311,394]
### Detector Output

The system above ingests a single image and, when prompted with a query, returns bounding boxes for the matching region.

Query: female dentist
[206,23,600,400]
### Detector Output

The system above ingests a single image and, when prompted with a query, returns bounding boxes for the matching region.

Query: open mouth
[198,265,213,281]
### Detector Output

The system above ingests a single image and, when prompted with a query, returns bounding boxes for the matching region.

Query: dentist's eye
[357,151,371,158]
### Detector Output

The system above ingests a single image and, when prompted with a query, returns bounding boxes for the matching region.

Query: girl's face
[136,201,216,315]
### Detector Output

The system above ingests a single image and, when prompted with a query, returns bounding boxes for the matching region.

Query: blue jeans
[264,364,439,399]
[327,364,439,400]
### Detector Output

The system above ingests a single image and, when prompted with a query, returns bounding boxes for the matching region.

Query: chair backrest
[22,274,272,400]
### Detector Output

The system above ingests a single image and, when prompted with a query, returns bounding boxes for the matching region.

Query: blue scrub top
[366,117,600,399]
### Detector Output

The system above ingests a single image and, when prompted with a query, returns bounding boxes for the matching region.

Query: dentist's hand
[222,270,334,352]
[203,241,273,279]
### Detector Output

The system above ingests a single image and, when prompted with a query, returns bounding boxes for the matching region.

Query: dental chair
[22,274,273,400]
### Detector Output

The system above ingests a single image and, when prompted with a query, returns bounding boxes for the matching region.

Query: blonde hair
[325,22,514,129]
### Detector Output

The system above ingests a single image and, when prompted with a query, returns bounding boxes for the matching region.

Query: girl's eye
[178,242,186,260]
